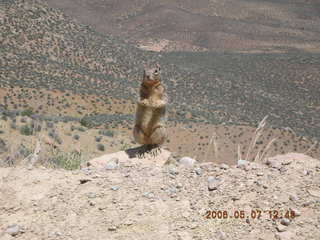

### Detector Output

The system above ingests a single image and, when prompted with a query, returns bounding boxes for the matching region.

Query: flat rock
[179,157,197,167]
[85,146,172,168]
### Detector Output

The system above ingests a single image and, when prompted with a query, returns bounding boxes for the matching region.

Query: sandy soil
[0,152,319,240]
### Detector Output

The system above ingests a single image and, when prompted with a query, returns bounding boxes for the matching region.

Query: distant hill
[1,0,320,142]
[44,0,320,52]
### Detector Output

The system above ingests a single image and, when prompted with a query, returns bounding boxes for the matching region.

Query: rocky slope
[0,152,319,239]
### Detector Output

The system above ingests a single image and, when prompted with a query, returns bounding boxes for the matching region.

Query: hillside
[45,0,320,52]
[0,0,320,163]
[1,0,320,137]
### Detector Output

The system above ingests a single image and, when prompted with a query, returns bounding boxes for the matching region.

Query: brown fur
[133,67,167,145]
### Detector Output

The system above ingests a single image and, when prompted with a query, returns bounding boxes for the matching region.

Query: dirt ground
[0,152,319,240]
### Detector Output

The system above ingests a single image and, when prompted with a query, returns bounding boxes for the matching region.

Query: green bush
[95,136,102,142]
[21,108,34,117]
[20,125,33,136]
[98,129,114,137]
[97,143,105,151]
[80,118,94,128]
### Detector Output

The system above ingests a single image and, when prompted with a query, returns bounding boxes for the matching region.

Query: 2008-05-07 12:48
[205,209,296,220]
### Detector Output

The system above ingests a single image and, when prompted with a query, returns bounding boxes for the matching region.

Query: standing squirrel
[133,66,167,147]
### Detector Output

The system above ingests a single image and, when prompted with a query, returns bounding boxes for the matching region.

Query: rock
[86,147,172,168]
[276,224,287,232]
[256,172,264,176]
[208,176,219,191]
[168,165,179,175]
[195,167,202,175]
[105,157,119,170]
[237,159,249,166]
[266,158,282,169]
[237,159,250,171]
[108,226,117,231]
[111,186,119,191]
[6,224,23,236]
[220,163,229,170]
[291,208,301,217]
[79,178,92,184]
[86,192,96,199]
[280,218,290,226]
[289,194,298,201]
[176,182,183,189]
[179,157,197,167]
[143,192,155,199]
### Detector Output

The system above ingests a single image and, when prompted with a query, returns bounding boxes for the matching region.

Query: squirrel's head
[142,66,161,86]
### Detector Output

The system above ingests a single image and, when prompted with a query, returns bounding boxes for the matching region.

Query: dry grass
[204,130,219,162]
[243,115,278,162]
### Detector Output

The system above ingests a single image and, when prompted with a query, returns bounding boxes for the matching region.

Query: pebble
[176,183,183,189]
[237,159,249,166]
[108,226,117,231]
[266,159,281,169]
[124,220,134,226]
[143,192,155,199]
[291,208,301,217]
[195,167,202,175]
[276,224,287,232]
[105,157,119,170]
[86,192,96,198]
[220,163,229,170]
[289,194,298,201]
[179,157,197,167]
[6,224,23,236]
[280,218,290,226]
[111,186,119,191]
[79,178,92,184]
[208,176,219,191]
[168,165,179,175]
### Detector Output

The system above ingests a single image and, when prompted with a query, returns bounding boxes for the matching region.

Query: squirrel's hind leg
[150,125,167,145]
[133,125,148,145]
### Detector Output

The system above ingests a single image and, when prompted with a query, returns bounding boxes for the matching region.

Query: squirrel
[133,66,167,147]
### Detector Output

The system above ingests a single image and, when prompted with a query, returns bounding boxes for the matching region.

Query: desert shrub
[46,121,54,128]
[97,144,105,151]
[20,125,33,136]
[21,108,34,117]
[48,130,55,138]
[77,126,86,132]
[80,117,94,128]
[49,131,62,144]
[98,129,114,137]
[95,136,102,142]
[73,134,80,140]
[50,151,84,170]
[18,144,32,158]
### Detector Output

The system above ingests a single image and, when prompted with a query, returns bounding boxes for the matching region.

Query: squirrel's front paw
[139,99,149,106]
